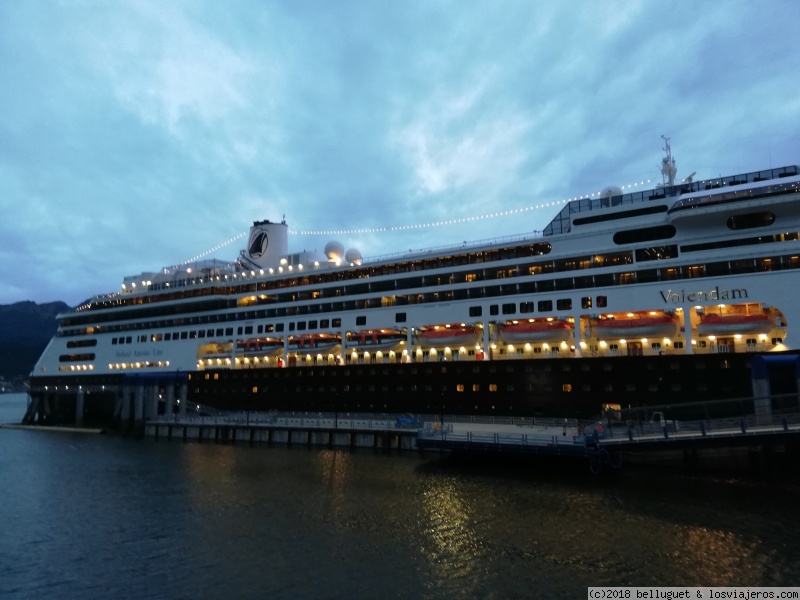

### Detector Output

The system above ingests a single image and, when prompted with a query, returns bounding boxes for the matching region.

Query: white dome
[344,248,362,265]
[324,241,345,261]
[600,185,623,198]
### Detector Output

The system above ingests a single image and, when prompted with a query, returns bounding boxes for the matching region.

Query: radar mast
[660,135,677,187]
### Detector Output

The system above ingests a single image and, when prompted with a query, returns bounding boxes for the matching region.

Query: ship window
[197,331,205,339]
[581,296,592,309]
[489,384,498,392]
[237,327,243,335]
[538,300,552,312]
[111,338,118,345]
[732,259,756,273]
[288,323,295,331]
[308,320,318,329]
[635,245,678,262]
[596,296,607,308]
[556,298,572,310]
[58,353,95,362]
[674,341,684,349]
[613,225,676,245]
[533,347,541,353]
[296,322,306,330]
[687,265,705,278]
[333,319,342,327]
[356,316,366,326]
[618,272,636,285]
[469,306,482,317]
[216,329,224,336]
[562,384,572,392]
[395,312,406,323]
[457,384,465,392]
[490,305,499,316]
[225,328,234,335]
[275,324,284,332]
[502,303,516,315]
[320,319,329,328]
[520,302,534,313]
[727,211,775,230]
[472,384,480,392]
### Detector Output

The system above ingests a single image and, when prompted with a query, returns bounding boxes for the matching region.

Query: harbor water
[1,393,799,599]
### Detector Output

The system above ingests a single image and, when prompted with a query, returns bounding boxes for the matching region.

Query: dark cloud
[0,0,798,305]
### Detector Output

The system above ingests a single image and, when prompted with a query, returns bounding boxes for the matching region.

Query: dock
[139,409,800,473]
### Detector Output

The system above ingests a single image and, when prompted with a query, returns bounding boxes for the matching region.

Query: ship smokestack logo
[248,230,269,259]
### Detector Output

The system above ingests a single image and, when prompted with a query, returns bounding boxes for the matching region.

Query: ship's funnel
[241,220,289,270]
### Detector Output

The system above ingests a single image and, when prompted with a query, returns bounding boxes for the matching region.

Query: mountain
[0,301,69,386]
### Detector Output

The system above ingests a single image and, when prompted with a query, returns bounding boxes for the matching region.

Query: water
[1,393,799,599]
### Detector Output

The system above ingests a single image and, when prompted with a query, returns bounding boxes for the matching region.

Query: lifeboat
[288,333,341,353]
[593,315,676,339]
[418,325,479,348]
[236,337,283,355]
[499,320,571,343]
[346,330,406,351]
[697,313,774,336]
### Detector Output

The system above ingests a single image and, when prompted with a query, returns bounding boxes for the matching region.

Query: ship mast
[660,135,677,187]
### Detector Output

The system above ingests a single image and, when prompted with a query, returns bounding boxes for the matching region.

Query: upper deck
[543,165,799,236]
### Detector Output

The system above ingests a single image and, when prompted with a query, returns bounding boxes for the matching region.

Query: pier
[137,406,800,473]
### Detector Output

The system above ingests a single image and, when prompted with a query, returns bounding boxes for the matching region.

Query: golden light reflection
[419,478,481,587]
[314,449,353,521]
[681,527,766,584]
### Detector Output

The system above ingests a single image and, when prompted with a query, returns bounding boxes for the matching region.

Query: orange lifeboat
[418,325,478,348]
[346,330,406,350]
[697,313,774,336]
[593,315,676,338]
[499,320,571,343]
[236,337,282,355]
[288,333,340,353]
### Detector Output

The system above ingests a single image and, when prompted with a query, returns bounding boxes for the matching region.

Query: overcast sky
[1,1,798,306]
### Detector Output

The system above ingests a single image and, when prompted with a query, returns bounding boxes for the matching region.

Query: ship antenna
[660,135,677,187]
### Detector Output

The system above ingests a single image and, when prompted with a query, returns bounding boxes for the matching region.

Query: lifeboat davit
[593,315,676,339]
[289,334,340,353]
[347,330,406,351]
[418,326,478,348]
[697,313,774,336]
[499,320,571,343]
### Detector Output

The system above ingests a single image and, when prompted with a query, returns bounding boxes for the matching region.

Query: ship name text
[115,349,164,359]
[659,286,749,304]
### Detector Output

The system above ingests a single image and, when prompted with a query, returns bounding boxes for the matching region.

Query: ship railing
[152,410,579,431]
[416,428,583,448]
[595,396,800,440]
[363,231,544,265]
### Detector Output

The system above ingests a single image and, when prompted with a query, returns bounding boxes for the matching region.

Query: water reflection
[418,475,486,596]
[314,449,354,523]
[2,395,799,599]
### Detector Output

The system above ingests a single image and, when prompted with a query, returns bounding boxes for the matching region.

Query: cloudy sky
[1,1,798,306]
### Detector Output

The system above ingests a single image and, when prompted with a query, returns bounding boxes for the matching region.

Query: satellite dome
[324,241,345,261]
[344,248,362,265]
[600,185,623,198]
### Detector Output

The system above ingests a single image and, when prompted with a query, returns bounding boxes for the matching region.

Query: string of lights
[178,178,653,262]
[291,179,653,235]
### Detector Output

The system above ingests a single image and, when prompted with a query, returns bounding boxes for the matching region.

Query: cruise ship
[26,143,800,425]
